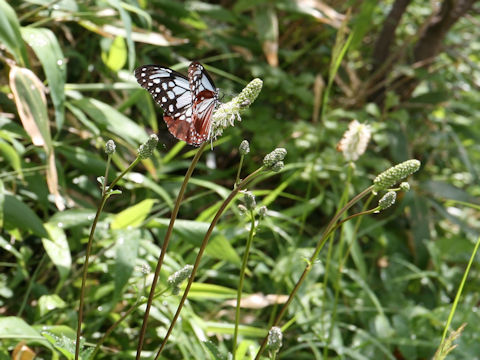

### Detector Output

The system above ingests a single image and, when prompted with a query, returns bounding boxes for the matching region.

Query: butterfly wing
[134,65,196,145]
[135,63,218,146]
[187,62,218,143]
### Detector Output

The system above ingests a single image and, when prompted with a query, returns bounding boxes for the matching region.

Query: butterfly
[134,61,219,146]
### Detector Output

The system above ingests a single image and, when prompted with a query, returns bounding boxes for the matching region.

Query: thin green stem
[233,210,256,358]
[136,143,208,360]
[235,154,245,186]
[102,154,112,196]
[75,156,142,360]
[75,193,109,360]
[154,167,265,359]
[439,235,480,346]
[254,185,374,359]
[322,164,352,357]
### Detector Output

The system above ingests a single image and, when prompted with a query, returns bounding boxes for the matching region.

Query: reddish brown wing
[187,62,218,143]
[134,63,217,146]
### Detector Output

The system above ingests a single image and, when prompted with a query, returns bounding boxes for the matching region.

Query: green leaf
[113,228,140,301]
[3,195,48,238]
[111,198,156,229]
[56,145,107,176]
[38,294,67,317]
[49,208,100,229]
[71,98,148,146]
[206,235,242,266]
[0,0,28,66]
[42,223,71,281]
[101,36,127,72]
[43,332,92,360]
[0,139,22,177]
[148,218,216,246]
[21,27,66,130]
[107,0,135,70]
[0,316,52,348]
[187,282,238,300]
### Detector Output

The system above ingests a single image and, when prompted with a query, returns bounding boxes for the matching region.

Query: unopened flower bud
[267,326,283,353]
[167,264,193,294]
[400,182,410,191]
[378,191,396,210]
[258,206,267,218]
[239,140,250,155]
[373,160,420,192]
[105,140,116,155]
[244,191,256,211]
[138,134,159,159]
[263,148,287,168]
[271,161,284,172]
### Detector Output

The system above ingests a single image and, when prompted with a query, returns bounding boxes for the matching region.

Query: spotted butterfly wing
[134,62,218,146]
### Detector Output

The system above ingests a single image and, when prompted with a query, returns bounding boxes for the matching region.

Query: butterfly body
[134,62,219,146]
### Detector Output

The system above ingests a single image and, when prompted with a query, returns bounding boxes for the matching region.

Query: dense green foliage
[1,0,480,359]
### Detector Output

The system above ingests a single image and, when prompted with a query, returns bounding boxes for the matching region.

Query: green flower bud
[267,326,283,353]
[105,140,116,155]
[271,161,284,172]
[263,148,287,168]
[210,79,263,141]
[167,264,193,293]
[378,191,396,210]
[373,159,420,192]
[258,206,267,218]
[140,264,151,275]
[238,204,248,214]
[239,140,250,155]
[400,182,410,191]
[244,191,256,211]
[138,134,159,159]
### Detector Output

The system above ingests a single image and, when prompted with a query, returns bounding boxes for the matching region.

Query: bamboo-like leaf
[0,0,28,66]
[111,199,156,229]
[42,223,71,282]
[71,98,148,146]
[21,27,66,130]
[3,195,48,238]
[9,66,64,210]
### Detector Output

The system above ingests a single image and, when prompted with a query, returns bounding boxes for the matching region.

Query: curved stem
[154,167,265,359]
[135,143,207,360]
[254,185,374,359]
[233,210,256,358]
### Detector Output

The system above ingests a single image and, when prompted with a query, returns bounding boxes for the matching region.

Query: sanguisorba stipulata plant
[254,159,421,359]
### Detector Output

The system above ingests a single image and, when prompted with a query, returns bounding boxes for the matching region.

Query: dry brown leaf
[12,342,36,360]
[296,0,345,28]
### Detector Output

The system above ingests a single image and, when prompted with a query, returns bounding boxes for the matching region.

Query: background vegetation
[1,0,480,359]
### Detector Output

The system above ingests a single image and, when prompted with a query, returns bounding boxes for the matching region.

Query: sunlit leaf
[111,198,156,229]
[0,317,51,348]
[21,27,66,130]
[113,228,141,300]
[71,98,148,146]
[3,195,48,238]
[0,0,28,66]
[42,223,71,281]
[101,36,127,72]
